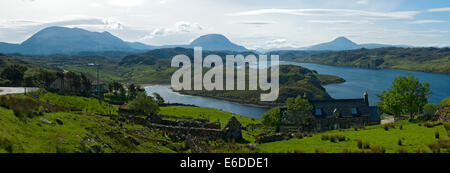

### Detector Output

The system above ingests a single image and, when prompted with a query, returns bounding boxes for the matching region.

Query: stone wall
[118,114,240,141]
[280,116,370,133]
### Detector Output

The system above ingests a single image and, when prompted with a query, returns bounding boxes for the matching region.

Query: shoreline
[291,60,450,75]
[143,84,278,109]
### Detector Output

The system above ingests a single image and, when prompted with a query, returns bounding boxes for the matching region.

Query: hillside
[281,47,450,74]
[0,92,262,153]
[1,92,447,153]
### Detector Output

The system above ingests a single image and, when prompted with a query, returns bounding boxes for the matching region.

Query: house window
[315,108,322,116]
[351,107,358,115]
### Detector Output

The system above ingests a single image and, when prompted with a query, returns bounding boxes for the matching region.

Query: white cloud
[427,7,450,12]
[307,20,373,24]
[226,8,420,20]
[356,0,369,5]
[107,0,144,8]
[236,21,275,25]
[0,16,125,30]
[408,20,447,24]
[141,21,204,40]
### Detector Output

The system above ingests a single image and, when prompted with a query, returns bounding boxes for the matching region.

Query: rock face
[223,117,243,141]
[435,97,450,122]
[435,105,450,122]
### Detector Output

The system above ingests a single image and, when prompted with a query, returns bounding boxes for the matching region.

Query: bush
[424,121,443,128]
[398,148,408,153]
[321,134,329,141]
[262,107,281,131]
[0,137,13,153]
[357,140,371,149]
[384,123,395,131]
[444,122,450,131]
[315,148,324,153]
[423,103,437,116]
[427,138,449,153]
[294,149,304,153]
[370,146,386,153]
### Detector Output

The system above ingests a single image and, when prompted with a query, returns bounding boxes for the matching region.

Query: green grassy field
[0,92,448,153]
[36,91,118,115]
[257,121,449,153]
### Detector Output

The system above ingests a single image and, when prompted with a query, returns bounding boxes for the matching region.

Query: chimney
[363,91,369,105]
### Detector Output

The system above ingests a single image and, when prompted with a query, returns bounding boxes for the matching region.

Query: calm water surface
[146,61,450,117]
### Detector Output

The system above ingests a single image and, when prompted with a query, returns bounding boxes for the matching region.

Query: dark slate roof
[369,106,380,122]
[310,99,370,118]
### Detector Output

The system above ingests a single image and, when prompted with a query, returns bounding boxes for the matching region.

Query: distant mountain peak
[189,34,248,52]
[18,26,132,54]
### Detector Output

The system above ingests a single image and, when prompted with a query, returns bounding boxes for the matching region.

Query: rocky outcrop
[118,114,243,141]
[223,117,243,141]
[435,105,450,122]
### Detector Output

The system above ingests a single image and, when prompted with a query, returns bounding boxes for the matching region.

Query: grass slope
[257,121,448,153]
[0,105,174,153]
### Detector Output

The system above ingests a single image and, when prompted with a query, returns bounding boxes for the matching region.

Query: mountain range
[0,26,411,55]
[257,37,411,53]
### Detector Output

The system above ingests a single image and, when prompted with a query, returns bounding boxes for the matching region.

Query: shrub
[0,137,13,153]
[444,122,450,131]
[330,135,337,143]
[337,135,346,142]
[262,107,281,131]
[427,138,449,153]
[370,146,386,153]
[315,148,324,153]
[357,140,371,149]
[384,123,395,131]
[357,140,363,149]
[424,121,442,128]
[398,148,408,153]
[294,149,304,153]
[321,134,329,141]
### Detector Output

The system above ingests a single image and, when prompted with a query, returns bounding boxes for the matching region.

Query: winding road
[0,87,38,96]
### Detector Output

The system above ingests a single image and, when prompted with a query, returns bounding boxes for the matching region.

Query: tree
[153,92,165,105]
[262,95,313,132]
[1,65,28,86]
[127,84,137,100]
[423,103,437,117]
[377,75,431,120]
[262,106,281,131]
[128,92,160,115]
[284,96,314,130]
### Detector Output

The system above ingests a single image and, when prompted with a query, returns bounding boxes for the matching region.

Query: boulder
[39,118,54,124]
[223,117,243,141]
[56,118,63,125]
[146,113,162,124]
[127,136,140,146]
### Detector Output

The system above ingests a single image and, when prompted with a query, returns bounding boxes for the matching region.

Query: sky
[0,0,449,49]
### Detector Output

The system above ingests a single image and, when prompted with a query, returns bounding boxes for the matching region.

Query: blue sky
[0,0,449,49]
